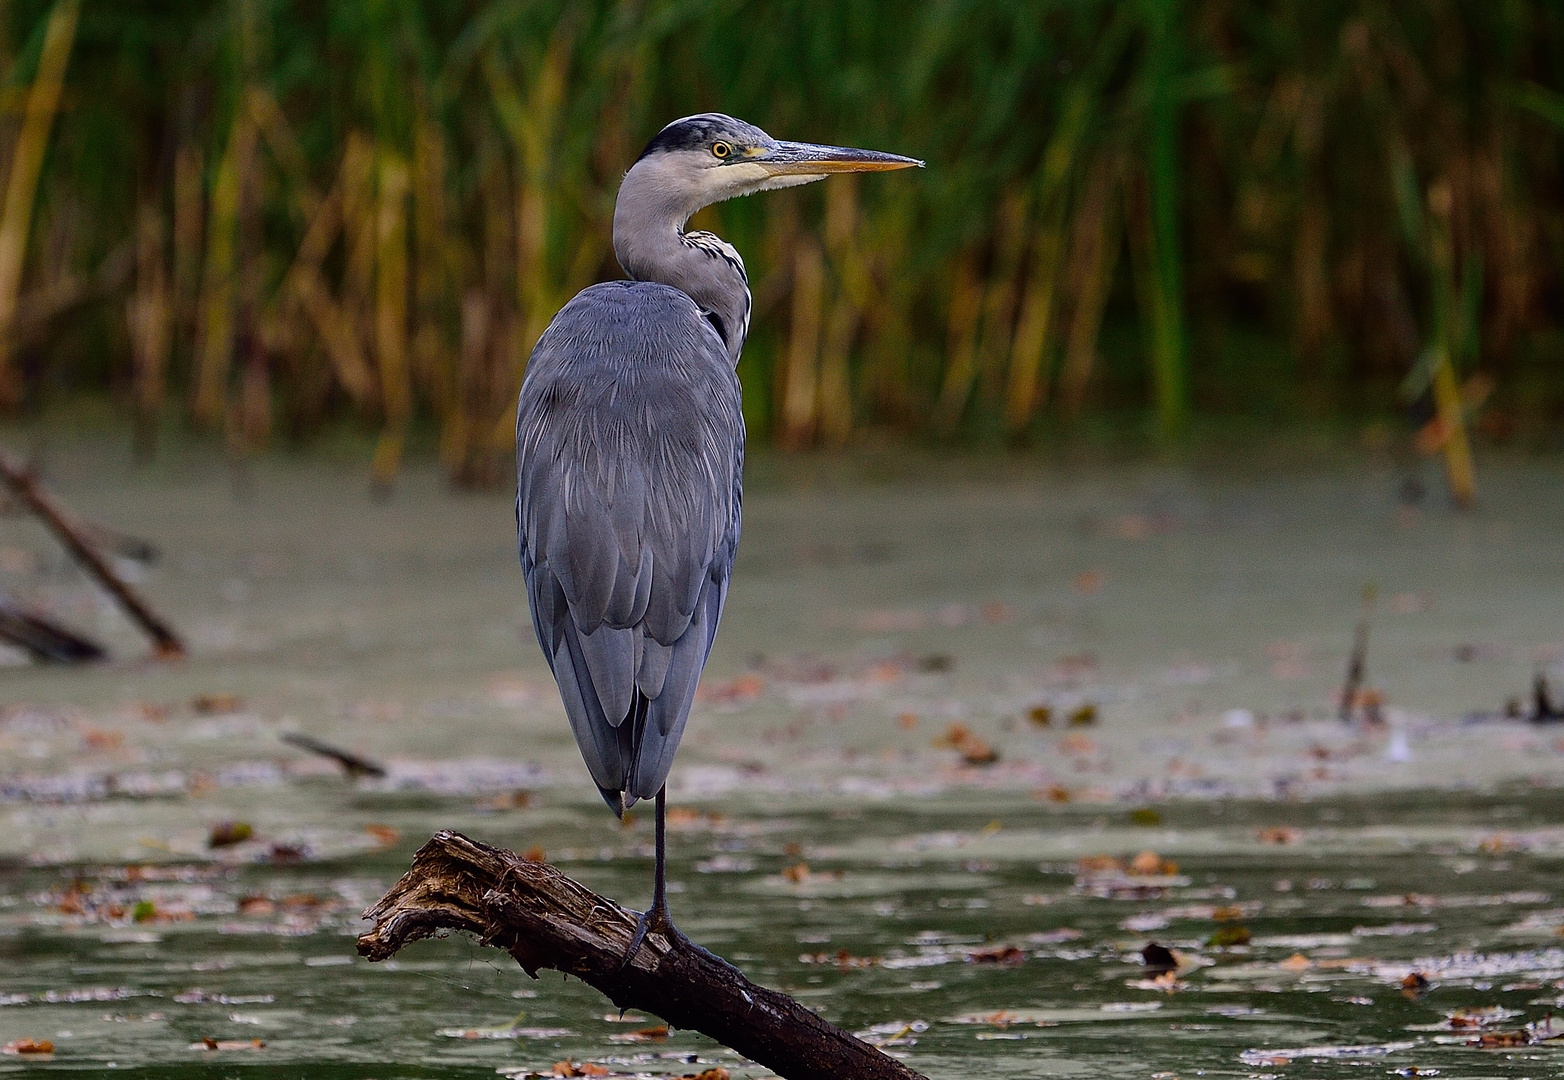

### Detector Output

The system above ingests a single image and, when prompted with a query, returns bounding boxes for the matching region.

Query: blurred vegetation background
[0,0,1558,485]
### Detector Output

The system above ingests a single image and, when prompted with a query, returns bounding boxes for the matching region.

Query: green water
[5,789,1564,1078]
[1,445,1562,1076]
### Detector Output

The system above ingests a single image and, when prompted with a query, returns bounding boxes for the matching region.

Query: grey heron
[516,113,919,957]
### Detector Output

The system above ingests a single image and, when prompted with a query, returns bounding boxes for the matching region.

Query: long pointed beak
[753,141,923,176]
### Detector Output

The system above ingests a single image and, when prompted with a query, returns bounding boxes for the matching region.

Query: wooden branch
[0,451,184,659]
[280,731,386,778]
[0,592,104,662]
[359,832,928,1080]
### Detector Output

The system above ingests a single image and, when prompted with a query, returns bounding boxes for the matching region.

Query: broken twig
[358,832,927,1080]
[1338,584,1376,723]
[0,450,184,659]
[1531,671,1563,724]
[280,732,386,778]
[0,592,104,662]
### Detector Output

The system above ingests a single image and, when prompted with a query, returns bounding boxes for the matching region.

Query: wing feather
[517,281,742,810]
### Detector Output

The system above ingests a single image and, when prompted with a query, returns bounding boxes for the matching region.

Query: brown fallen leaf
[609,1024,670,1043]
[1073,570,1104,594]
[553,1059,611,1076]
[680,1070,730,1080]
[959,738,999,766]
[1067,704,1098,727]
[1207,924,1252,948]
[1401,972,1431,999]
[522,846,546,864]
[364,824,399,846]
[1277,952,1312,971]
[967,945,1026,966]
[1129,850,1177,875]
[783,862,810,884]
[237,895,275,916]
[932,722,999,765]
[82,728,124,750]
[1059,732,1098,755]
[1076,854,1122,874]
[209,821,253,848]
[1471,1030,1529,1048]
[191,694,243,715]
[1027,705,1053,727]
[196,1038,264,1051]
[666,807,724,828]
[3,1040,53,1055]
[1256,826,1300,845]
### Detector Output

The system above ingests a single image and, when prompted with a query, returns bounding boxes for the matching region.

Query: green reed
[0,0,1558,476]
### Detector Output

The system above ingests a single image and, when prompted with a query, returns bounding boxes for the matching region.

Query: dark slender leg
[619,789,739,972]
[621,787,671,966]
[652,786,669,925]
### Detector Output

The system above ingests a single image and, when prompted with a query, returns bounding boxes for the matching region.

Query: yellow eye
[712,141,731,159]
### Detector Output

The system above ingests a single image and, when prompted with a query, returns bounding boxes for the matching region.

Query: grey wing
[516,282,743,810]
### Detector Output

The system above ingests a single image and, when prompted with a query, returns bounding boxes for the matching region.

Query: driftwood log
[358,831,928,1080]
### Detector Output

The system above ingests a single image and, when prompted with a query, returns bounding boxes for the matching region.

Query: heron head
[626,112,921,219]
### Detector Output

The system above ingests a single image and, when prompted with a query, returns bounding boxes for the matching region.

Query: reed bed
[0,0,1559,481]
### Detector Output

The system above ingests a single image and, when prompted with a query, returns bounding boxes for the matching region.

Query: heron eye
[712,141,731,159]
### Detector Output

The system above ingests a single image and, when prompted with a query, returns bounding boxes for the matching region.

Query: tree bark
[358,831,928,1080]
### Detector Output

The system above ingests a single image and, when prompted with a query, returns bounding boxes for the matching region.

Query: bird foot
[618,909,742,977]
[619,905,670,970]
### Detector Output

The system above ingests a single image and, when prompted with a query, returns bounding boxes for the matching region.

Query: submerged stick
[1533,671,1564,724]
[0,593,104,662]
[1338,584,1376,723]
[280,732,386,778]
[358,831,927,1080]
[0,451,184,659]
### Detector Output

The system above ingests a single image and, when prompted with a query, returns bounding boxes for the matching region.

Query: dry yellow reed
[1059,157,1121,415]
[931,253,984,435]
[371,152,411,489]
[192,112,249,428]
[128,199,170,457]
[779,235,825,449]
[817,175,864,447]
[0,0,80,406]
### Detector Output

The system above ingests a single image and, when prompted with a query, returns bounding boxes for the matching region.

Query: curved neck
[613,158,750,361]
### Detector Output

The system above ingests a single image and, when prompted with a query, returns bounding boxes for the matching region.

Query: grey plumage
[517,280,741,811]
[516,113,918,825]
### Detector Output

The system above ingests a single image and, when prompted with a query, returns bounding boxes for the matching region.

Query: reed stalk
[1059,156,1121,416]
[192,112,246,429]
[0,1,1556,462]
[0,0,79,407]
[128,199,170,459]
[778,234,825,450]
[930,253,984,436]
[371,151,411,490]
[1141,0,1187,439]
[817,174,863,448]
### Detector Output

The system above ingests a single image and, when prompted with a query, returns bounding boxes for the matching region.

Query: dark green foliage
[1,0,1560,461]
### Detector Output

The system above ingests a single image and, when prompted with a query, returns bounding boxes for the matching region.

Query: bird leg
[620,788,745,975]
[621,786,672,966]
